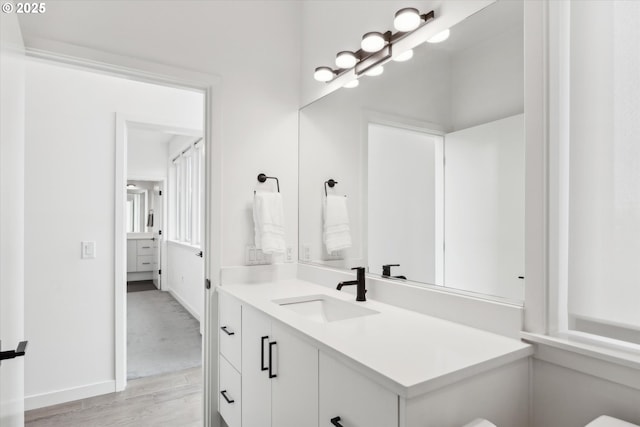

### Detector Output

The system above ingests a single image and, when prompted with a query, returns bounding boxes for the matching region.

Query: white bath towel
[253,191,286,254]
[323,194,352,253]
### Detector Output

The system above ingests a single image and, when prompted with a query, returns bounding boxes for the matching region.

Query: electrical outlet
[285,247,293,262]
[303,244,311,261]
[325,249,344,261]
[246,245,273,265]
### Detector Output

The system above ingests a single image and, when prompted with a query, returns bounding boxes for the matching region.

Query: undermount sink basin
[273,294,379,323]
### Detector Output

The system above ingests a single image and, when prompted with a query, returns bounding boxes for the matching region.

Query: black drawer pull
[220,390,234,404]
[330,416,343,427]
[268,341,277,378]
[220,326,234,336]
[261,336,269,371]
[141,246,151,249]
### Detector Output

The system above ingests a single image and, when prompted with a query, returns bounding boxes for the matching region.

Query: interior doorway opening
[123,120,205,383]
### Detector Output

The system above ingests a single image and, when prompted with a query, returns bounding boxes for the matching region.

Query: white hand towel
[253,191,286,254]
[323,194,352,253]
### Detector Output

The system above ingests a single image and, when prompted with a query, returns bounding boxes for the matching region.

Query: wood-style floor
[25,367,202,427]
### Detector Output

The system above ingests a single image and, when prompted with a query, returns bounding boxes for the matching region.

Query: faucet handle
[382,264,400,276]
[351,266,365,271]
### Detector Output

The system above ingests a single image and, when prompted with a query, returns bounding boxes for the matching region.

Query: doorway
[123,122,205,381]
[18,50,221,425]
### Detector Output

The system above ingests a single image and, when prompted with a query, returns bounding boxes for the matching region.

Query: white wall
[450,24,524,131]
[166,242,204,325]
[533,359,640,427]
[18,0,302,269]
[444,115,525,301]
[0,12,26,426]
[127,132,170,179]
[23,61,204,408]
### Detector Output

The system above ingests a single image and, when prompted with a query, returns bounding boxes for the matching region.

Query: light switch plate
[81,241,96,259]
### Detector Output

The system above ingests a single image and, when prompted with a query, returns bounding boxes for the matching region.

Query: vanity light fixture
[314,66,336,82]
[361,31,387,53]
[427,28,451,43]
[313,8,435,85]
[393,49,414,62]
[336,51,358,69]
[394,7,421,32]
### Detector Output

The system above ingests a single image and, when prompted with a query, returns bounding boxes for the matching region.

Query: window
[171,138,204,247]
[552,1,640,348]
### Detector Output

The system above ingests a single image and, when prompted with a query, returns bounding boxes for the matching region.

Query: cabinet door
[319,352,398,427]
[271,321,319,427]
[242,306,272,427]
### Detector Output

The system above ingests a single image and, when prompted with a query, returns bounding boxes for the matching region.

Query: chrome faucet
[337,267,367,301]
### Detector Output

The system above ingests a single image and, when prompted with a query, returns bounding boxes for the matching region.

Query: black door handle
[220,390,235,404]
[261,336,269,371]
[268,341,277,378]
[0,341,28,363]
[220,326,235,336]
[330,416,344,427]
[196,251,203,257]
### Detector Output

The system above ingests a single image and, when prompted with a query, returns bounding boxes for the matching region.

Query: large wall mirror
[299,1,524,303]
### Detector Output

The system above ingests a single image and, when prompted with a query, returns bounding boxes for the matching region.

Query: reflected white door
[367,123,444,285]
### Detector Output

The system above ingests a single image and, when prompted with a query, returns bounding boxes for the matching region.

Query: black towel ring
[324,179,338,196]
[256,173,280,193]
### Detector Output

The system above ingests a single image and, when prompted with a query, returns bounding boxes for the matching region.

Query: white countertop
[127,233,154,240]
[217,279,532,399]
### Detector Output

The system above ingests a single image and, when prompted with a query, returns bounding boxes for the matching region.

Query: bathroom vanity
[217,279,532,427]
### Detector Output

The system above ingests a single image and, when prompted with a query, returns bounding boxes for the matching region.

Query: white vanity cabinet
[319,352,398,427]
[242,305,318,427]
[126,238,155,272]
[217,282,531,427]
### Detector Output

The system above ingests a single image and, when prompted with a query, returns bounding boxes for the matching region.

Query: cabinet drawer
[219,292,242,371]
[136,255,154,271]
[136,240,154,255]
[219,355,241,427]
[319,352,398,427]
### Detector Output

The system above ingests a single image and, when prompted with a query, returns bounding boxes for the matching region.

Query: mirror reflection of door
[367,123,444,285]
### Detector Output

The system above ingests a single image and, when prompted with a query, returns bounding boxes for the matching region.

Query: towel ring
[324,179,338,196]
[257,173,280,193]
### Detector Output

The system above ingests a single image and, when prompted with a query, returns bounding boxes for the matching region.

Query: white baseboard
[166,289,200,323]
[25,380,116,411]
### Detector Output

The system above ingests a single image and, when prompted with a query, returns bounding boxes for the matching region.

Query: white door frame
[25,47,223,426]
